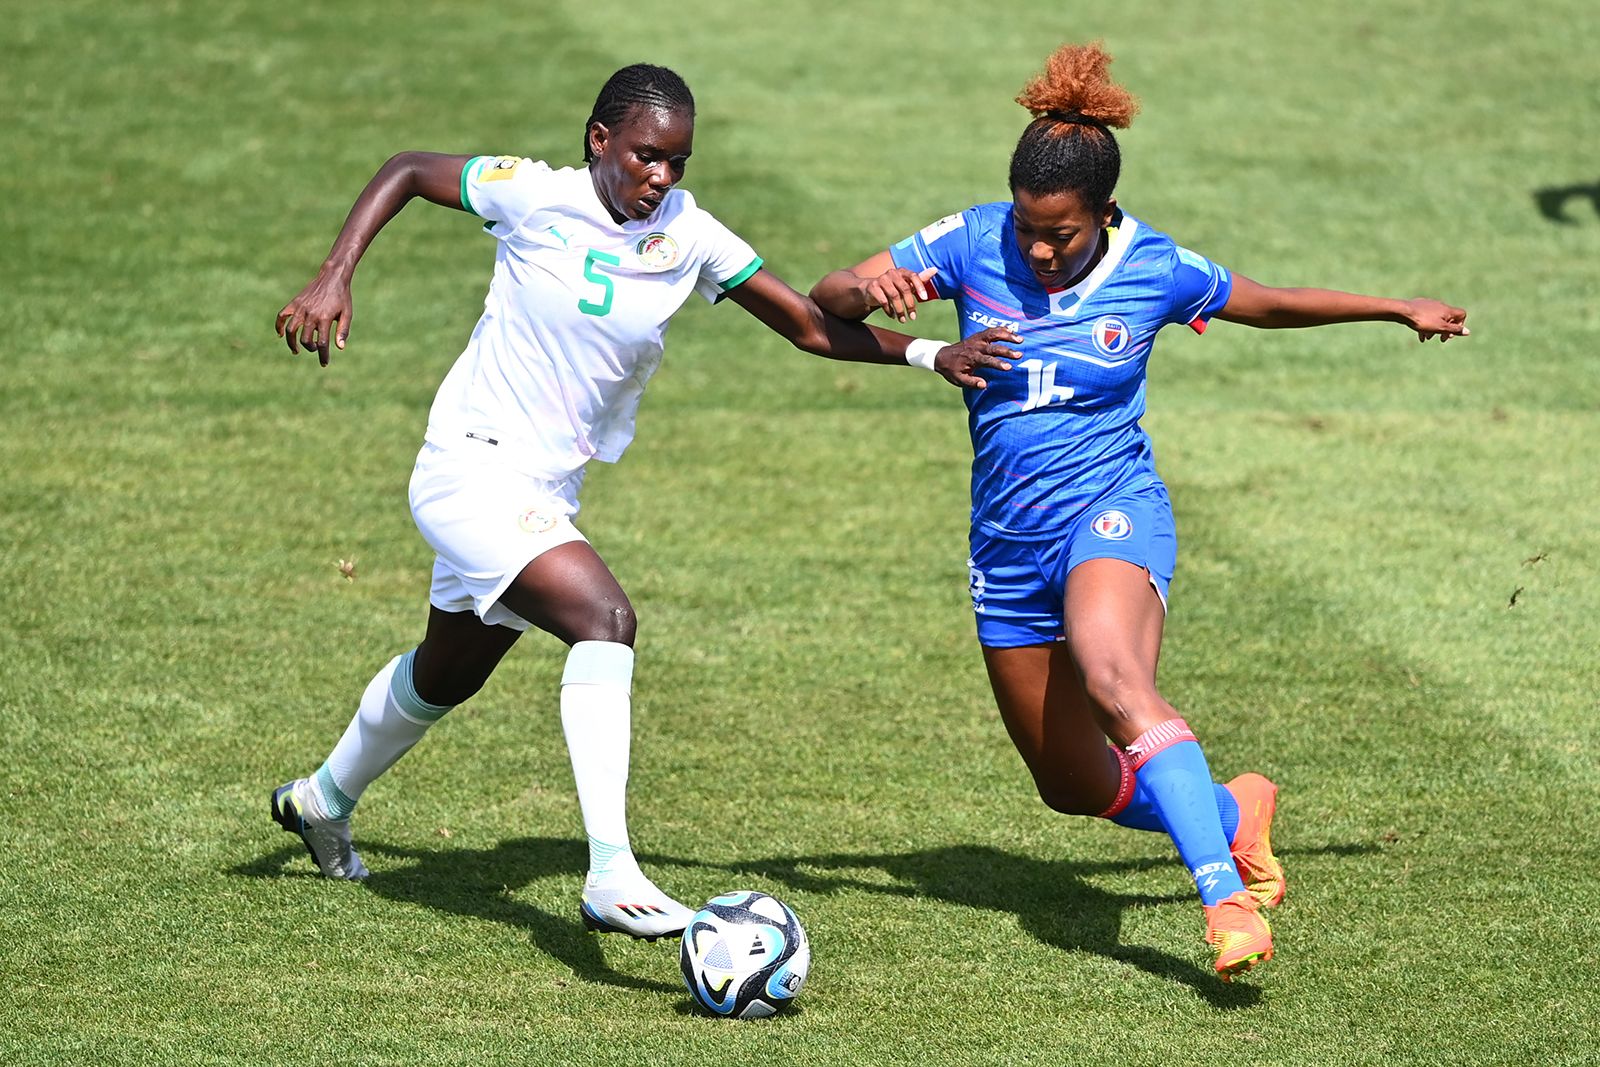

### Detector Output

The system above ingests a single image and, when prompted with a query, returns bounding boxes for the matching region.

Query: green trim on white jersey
[718,256,763,292]
[459,156,485,216]
[428,162,761,477]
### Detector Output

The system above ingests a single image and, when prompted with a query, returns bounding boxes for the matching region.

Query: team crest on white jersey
[635,232,680,268]
[518,508,558,534]
[1091,316,1133,357]
[1090,509,1133,540]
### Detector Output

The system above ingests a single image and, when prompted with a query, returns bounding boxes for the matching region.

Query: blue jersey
[891,203,1231,540]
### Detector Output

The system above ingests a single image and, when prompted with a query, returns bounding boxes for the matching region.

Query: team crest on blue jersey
[1091,316,1133,357]
[635,232,680,268]
[1090,509,1133,541]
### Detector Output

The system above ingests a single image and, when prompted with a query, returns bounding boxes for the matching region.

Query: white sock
[316,650,453,819]
[560,641,639,880]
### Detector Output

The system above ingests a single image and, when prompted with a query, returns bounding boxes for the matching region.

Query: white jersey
[424,155,762,479]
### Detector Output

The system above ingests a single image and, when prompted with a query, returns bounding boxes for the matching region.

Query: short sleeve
[691,212,763,304]
[1167,245,1233,334]
[459,155,552,230]
[887,209,975,299]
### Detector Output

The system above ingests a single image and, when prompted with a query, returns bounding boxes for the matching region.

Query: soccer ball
[679,891,810,1019]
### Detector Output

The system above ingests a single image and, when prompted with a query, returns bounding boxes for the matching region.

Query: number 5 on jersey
[578,249,621,316]
[1019,358,1075,411]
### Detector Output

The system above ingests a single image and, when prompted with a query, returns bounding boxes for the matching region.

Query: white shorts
[409,440,588,631]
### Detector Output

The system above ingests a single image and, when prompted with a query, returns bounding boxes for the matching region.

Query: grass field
[3,1,1598,1064]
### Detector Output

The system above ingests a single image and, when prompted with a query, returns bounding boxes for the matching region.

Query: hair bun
[1016,43,1139,130]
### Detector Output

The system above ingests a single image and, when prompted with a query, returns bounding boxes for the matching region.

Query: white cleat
[579,868,693,941]
[271,778,369,880]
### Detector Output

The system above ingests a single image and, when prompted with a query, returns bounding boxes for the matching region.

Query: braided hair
[1008,43,1140,208]
[583,63,696,162]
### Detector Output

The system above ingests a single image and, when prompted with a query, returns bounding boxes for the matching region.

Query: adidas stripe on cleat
[580,902,677,942]
[1226,773,1286,908]
[270,778,369,880]
[580,875,693,941]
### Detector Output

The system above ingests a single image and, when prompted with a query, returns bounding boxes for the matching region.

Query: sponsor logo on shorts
[1090,509,1133,540]
[1091,315,1132,357]
[518,508,558,534]
[635,231,679,268]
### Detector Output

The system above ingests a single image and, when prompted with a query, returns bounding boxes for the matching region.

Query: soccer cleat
[579,871,693,942]
[271,778,369,880]
[1204,890,1273,980]
[1226,772,1285,908]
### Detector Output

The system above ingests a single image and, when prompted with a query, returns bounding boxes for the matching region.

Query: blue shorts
[967,482,1177,648]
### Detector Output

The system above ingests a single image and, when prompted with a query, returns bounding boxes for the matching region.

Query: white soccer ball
[679,890,810,1019]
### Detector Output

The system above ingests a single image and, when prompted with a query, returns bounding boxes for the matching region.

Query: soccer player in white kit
[270,64,1016,940]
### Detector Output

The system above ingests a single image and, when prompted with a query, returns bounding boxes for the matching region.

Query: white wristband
[905,338,945,372]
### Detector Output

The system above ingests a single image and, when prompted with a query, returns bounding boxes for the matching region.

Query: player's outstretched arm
[811,251,940,324]
[276,152,473,365]
[728,267,1015,389]
[1215,274,1469,343]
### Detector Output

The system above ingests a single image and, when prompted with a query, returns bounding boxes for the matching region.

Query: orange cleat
[1204,890,1273,980]
[1227,772,1286,908]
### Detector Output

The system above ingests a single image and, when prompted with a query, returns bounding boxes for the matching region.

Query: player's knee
[571,602,637,646]
[1034,780,1107,817]
[1077,659,1154,728]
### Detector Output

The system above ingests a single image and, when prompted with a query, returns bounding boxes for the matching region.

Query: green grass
[3,1,1598,1064]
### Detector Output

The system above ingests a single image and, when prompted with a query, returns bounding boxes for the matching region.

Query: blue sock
[1126,728,1247,906]
[1111,779,1240,842]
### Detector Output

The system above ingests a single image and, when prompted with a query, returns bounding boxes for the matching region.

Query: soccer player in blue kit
[812,43,1469,978]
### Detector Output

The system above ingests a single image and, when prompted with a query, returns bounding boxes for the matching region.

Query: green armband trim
[718,256,763,292]
[459,156,485,216]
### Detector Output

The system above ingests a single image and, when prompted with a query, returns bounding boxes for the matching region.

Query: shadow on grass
[672,844,1260,1008]
[676,840,1378,1009]
[233,837,680,994]
[1533,181,1600,224]
[235,837,1376,1006]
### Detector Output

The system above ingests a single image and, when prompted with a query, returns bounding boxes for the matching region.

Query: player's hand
[1402,298,1469,344]
[275,269,354,366]
[935,326,1019,389]
[862,267,938,323]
